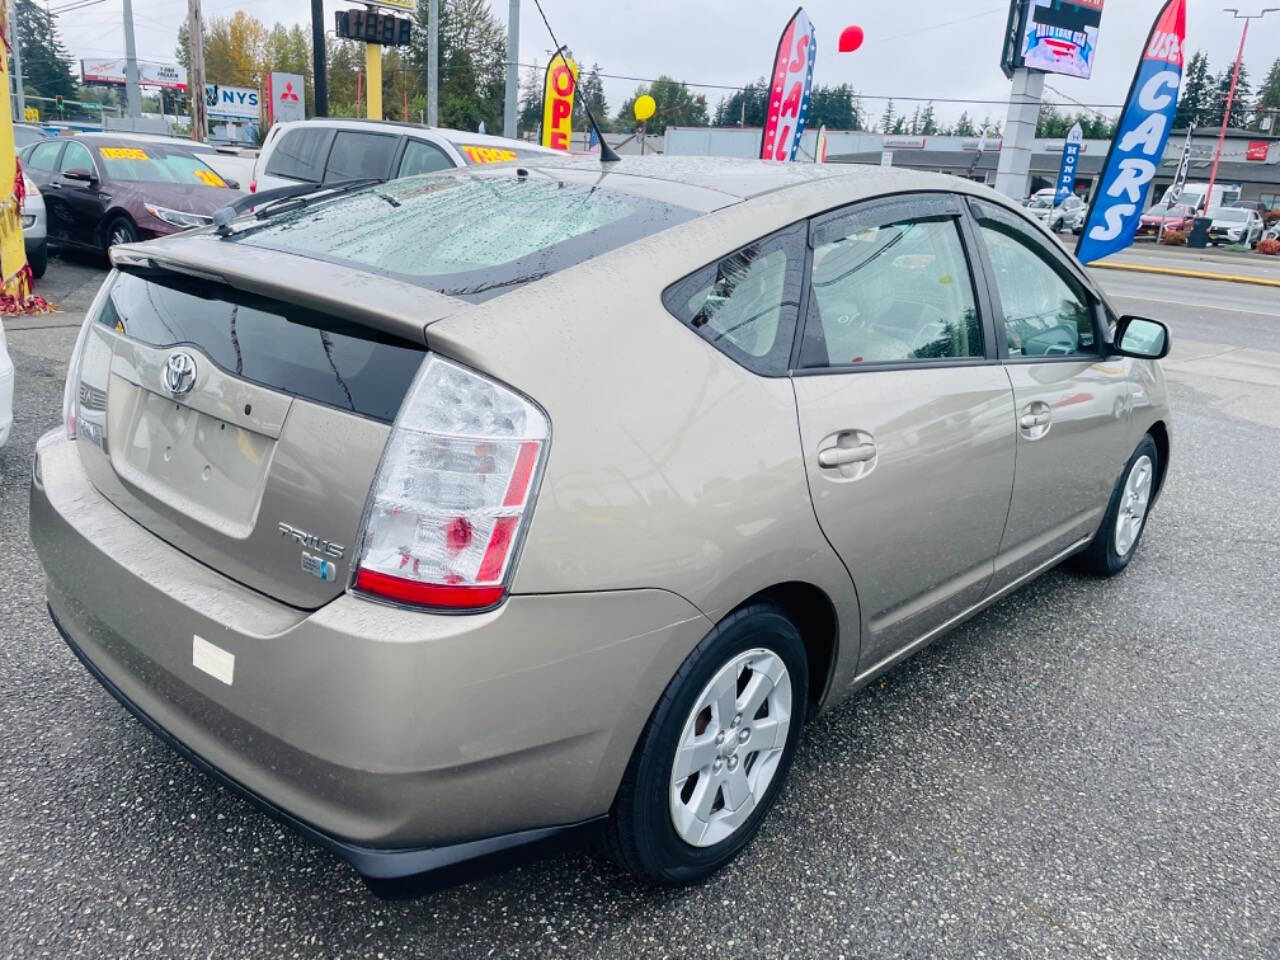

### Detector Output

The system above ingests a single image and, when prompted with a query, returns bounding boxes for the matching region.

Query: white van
[1159,181,1241,215]
[251,119,555,193]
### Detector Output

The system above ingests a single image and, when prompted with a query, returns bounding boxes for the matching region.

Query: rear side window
[324,131,398,183]
[264,127,332,182]
[662,224,807,376]
[26,140,62,172]
[102,271,425,422]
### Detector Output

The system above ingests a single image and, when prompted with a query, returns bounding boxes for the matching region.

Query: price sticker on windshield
[194,169,227,188]
[461,145,518,165]
[101,147,148,160]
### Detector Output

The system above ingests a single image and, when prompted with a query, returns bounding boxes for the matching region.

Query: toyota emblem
[163,351,197,398]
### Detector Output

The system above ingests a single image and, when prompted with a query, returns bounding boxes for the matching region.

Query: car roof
[271,118,554,154]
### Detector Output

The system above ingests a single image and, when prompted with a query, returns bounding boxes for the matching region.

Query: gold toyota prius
[30,157,1172,886]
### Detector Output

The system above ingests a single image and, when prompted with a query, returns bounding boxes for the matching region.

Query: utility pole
[504,0,519,137]
[311,0,327,116]
[187,0,207,141]
[1206,7,1277,207]
[427,0,439,125]
[9,0,26,120]
[122,0,142,118]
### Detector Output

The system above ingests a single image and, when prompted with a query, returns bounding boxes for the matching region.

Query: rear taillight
[63,277,115,441]
[249,181,257,193]
[353,354,549,611]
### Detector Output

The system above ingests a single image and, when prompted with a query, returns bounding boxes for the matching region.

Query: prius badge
[278,522,345,582]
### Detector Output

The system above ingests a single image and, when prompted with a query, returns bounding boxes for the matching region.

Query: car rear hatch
[70,242,459,609]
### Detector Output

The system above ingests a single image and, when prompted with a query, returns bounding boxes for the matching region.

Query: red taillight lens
[353,355,549,611]
[249,181,257,193]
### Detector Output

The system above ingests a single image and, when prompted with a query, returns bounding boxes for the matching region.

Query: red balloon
[838,25,864,53]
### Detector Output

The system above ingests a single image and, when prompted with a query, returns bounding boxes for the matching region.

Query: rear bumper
[30,431,710,876]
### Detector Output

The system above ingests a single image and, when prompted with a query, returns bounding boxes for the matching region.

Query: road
[1,253,1278,959]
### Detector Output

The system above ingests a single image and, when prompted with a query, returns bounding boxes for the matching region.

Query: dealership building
[665,126,1280,211]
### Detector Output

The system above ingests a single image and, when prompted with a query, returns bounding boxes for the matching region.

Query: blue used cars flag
[1076,0,1186,264]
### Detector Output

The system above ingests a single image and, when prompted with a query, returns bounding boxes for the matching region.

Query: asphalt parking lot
[2,251,1279,959]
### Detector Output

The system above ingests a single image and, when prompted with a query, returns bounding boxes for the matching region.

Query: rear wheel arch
[729,582,839,714]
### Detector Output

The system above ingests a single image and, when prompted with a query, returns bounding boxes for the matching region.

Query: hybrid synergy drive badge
[301,551,337,582]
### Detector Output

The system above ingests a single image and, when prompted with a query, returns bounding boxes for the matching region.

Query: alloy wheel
[669,648,792,848]
[1114,454,1153,557]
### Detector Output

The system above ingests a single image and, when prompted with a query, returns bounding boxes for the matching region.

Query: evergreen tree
[1176,51,1212,129]
[908,105,921,135]
[714,80,768,127]
[1211,65,1252,129]
[953,112,977,137]
[1254,56,1280,132]
[615,76,707,134]
[15,0,77,101]
[408,0,507,132]
[879,99,895,134]
[807,84,858,131]
[517,62,542,138]
[919,102,938,136]
[576,63,611,132]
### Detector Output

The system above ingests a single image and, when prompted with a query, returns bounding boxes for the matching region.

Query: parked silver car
[31,158,1172,887]
[21,173,48,278]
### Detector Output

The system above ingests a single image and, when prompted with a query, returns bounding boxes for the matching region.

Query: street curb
[1092,261,1280,288]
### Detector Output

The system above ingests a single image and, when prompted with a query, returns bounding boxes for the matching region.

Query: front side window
[264,127,331,182]
[324,131,398,182]
[662,224,806,376]
[59,141,95,175]
[978,224,1097,358]
[800,216,983,368]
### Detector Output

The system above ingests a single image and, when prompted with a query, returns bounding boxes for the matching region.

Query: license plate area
[108,374,275,538]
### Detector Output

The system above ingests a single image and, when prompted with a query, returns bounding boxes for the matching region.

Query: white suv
[251,119,554,193]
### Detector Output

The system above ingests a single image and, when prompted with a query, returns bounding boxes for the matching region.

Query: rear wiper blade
[212,178,383,236]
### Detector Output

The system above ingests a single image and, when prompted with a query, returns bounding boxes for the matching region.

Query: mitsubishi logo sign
[269,71,307,124]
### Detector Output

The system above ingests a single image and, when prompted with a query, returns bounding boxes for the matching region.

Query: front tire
[105,216,137,250]
[1071,434,1159,577]
[600,603,808,885]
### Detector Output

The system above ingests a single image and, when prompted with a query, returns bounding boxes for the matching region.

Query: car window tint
[324,131,398,183]
[59,141,94,174]
[662,224,806,376]
[27,140,62,172]
[398,139,453,177]
[264,127,331,182]
[800,216,983,368]
[979,225,1097,358]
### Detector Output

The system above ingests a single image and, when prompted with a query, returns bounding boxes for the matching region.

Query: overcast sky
[58,0,1280,127]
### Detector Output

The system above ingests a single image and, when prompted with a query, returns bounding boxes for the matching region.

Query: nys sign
[205,84,260,121]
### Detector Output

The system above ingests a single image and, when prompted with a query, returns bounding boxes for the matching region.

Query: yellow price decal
[194,169,227,188]
[101,147,149,160]
[461,145,518,165]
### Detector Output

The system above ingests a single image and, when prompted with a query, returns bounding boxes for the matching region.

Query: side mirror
[224,178,240,190]
[1114,315,1170,360]
[63,167,98,184]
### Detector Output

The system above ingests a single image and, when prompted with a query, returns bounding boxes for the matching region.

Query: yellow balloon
[634,94,657,123]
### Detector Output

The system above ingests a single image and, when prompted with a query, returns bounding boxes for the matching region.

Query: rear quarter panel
[422,184,872,706]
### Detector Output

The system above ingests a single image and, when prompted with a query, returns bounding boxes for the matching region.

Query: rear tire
[600,603,808,885]
[27,240,47,279]
[1071,434,1159,577]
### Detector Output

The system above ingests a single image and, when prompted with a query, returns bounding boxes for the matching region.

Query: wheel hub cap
[669,648,792,848]
[1114,454,1153,557]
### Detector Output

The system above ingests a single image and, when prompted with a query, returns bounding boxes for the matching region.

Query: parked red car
[19,133,244,253]
[1138,203,1193,237]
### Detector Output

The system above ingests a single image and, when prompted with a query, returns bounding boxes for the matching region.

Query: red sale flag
[760,7,818,162]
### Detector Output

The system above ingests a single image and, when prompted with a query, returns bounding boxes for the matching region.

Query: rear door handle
[818,443,877,468]
[1019,412,1050,429]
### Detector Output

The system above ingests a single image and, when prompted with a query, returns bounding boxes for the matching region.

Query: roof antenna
[530,0,621,163]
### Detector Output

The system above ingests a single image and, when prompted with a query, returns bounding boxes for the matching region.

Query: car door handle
[46,181,62,189]
[818,443,877,468]
[1019,412,1050,429]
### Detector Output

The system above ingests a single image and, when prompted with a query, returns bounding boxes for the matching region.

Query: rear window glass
[234,172,696,303]
[324,131,398,182]
[97,146,228,187]
[264,127,332,182]
[102,271,425,422]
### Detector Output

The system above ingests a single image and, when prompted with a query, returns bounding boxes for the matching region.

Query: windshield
[235,171,697,303]
[97,145,229,187]
[1029,196,1052,209]
[1211,208,1247,222]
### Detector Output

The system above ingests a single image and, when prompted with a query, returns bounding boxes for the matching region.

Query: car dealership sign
[205,84,260,121]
